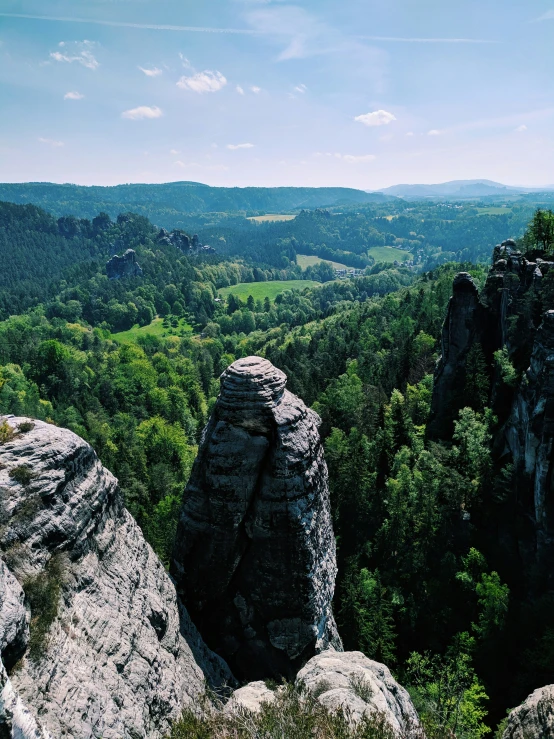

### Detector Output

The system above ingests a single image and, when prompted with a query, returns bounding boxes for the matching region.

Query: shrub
[8,465,36,486]
[17,421,35,433]
[23,554,66,659]
[0,420,14,445]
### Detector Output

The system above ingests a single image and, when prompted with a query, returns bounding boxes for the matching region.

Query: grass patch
[297,255,349,270]
[24,554,66,660]
[247,214,296,223]
[476,207,511,216]
[219,280,319,301]
[368,246,411,264]
[112,317,193,344]
[167,683,411,739]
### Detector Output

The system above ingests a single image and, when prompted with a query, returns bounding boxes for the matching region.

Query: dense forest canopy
[2,202,554,737]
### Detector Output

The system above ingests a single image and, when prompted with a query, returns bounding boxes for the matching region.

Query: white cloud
[50,40,99,70]
[293,83,307,93]
[354,110,396,127]
[250,85,262,93]
[139,66,162,77]
[227,143,255,149]
[515,124,528,132]
[342,154,376,163]
[428,129,441,136]
[170,149,180,154]
[536,10,554,20]
[177,70,227,93]
[39,137,64,147]
[121,105,163,120]
[64,91,84,100]
[236,85,245,94]
[406,131,414,136]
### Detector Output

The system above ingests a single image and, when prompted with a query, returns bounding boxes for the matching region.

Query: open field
[219,280,319,301]
[297,254,349,270]
[368,246,412,263]
[112,317,193,343]
[476,206,512,216]
[247,214,296,223]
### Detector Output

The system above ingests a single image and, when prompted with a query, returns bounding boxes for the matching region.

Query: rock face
[171,356,341,681]
[502,684,554,739]
[106,248,143,279]
[0,417,232,739]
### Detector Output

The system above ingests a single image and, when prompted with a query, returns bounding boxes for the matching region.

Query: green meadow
[219,280,319,301]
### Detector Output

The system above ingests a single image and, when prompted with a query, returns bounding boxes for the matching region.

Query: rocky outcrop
[229,650,421,736]
[0,416,232,739]
[106,248,142,279]
[505,310,554,560]
[157,228,191,252]
[502,684,554,739]
[427,272,481,438]
[171,356,341,681]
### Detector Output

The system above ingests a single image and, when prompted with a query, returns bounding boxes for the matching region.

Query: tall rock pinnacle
[171,356,341,680]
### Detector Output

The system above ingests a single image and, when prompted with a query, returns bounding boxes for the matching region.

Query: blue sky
[1,0,554,188]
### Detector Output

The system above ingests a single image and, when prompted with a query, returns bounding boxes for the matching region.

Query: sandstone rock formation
[229,650,421,736]
[502,684,554,739]
[0,416,232,739]
[171,356,341,681]
[428,240,554,566]
[297,651,421,736]
[428,272,481,438]
[106,248,143,279]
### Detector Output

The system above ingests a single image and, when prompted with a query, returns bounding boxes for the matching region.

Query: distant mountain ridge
[375,179,554,200]
[0,181,390,226]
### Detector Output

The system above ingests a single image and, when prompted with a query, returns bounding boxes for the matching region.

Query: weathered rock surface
[106,248,142,279]
[223,680,277,715]
[296,650,421,736]
[502,684,554,739]
[172,356,341,681]
[0,417,232,739]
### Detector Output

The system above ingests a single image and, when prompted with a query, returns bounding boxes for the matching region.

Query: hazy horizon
[2,0,554,188]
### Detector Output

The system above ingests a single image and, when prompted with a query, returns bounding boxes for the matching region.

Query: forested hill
[0,181,390,224]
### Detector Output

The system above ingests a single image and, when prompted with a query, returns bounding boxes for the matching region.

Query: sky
[1,0,554,189]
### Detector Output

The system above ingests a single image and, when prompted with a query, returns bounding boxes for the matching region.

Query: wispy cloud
[121,105,163,119]
[139,66,162,77]
[515,124,527,132]
[170,149,180,154]
[314,152,376,163]
[294,83,307,93]
[536,10,554,20]
[50,40,99,70]
[0,13,261,34]
[64,91,84,100]
[236,85,245,95]
[428,129,441,136]
[357,35,498,43]
[355,110,396,127]
[250,85,262,93]
[39,137,64,147]
[177,70,227,93]
[227,143,255,150]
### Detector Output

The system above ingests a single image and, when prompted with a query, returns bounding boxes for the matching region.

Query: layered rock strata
[171,356,341,680]
[0,417,231,739]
